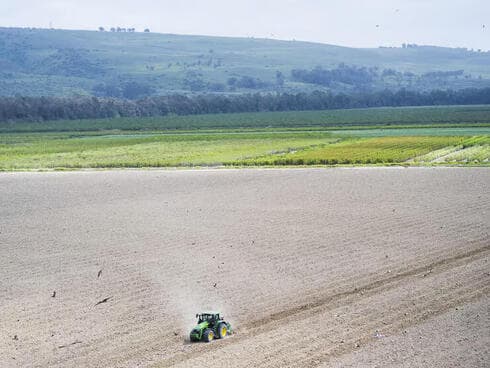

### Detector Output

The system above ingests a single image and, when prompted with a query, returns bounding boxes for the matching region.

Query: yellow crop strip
[241,136,482,165]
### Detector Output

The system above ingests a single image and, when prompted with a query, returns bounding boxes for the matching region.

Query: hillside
[1,27,490,97]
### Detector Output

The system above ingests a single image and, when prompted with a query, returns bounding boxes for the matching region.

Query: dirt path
[0,168,488,367]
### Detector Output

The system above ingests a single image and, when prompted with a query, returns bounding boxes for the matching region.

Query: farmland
[2,105,490,133]
[0,105,490,170]
[1,168,489,367]
[1,130,489,170]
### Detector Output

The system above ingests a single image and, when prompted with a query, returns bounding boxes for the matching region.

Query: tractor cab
[197,312,221,324]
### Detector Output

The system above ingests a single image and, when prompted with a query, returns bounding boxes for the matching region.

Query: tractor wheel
[203,328,214,343]
[217,322,227,339]
[189,333,198,342]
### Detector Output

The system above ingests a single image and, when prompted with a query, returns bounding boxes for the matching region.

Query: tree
[121,82,155,99]
[98,27,105,32]
[275,71,285,87]
[144,28,150,33]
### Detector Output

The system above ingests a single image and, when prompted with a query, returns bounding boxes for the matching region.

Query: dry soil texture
[1,168,489,367]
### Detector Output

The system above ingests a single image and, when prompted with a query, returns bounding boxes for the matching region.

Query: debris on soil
[173,332,178,336]
[58,340,82,349]
[213,283,217,288]
[423,269,432,277]
[13,335,18,341]
[374,330,386,339]
[97,269,102,278]
[355,342,360,348]
[51,291,56,298]
[94,296,113,307]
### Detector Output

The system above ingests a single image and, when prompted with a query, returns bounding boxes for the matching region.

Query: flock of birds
[271,8,486,37]
[50,268,112,307]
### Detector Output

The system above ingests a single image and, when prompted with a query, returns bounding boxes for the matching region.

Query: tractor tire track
[155,243,489,367]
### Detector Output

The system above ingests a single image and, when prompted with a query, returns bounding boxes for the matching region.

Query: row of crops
[236,136,490,166]
[1,129,488,169]
[2,105,490,133]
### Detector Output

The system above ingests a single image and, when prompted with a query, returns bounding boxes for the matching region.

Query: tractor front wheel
[203,328,214,343]
[217,322,227,339]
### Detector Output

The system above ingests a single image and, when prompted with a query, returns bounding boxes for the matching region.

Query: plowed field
[1,168,488,367]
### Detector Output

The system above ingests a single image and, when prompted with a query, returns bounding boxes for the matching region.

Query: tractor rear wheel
[217,322,227,339]
[203,328,214,343]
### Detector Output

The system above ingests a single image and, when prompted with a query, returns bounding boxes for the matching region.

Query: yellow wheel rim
[209,331,214,340]
[221,327,227,337]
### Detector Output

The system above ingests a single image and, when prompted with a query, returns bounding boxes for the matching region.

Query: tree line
[1,88,489,123]
[292,64,377,88]
[290,64,483,91]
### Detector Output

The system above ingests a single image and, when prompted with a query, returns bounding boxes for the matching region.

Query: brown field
[1,168,489,367]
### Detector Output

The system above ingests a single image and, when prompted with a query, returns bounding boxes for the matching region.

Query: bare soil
[0,168,488,367]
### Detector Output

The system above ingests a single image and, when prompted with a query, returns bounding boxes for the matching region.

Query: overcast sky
[1,0,489,50]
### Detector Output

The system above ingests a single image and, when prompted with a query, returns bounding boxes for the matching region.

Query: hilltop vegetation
[1,27,490,97]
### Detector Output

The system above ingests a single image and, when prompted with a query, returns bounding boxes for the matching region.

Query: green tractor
[189,312,232,343]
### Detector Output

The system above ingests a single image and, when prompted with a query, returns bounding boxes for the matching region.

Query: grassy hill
[1,27,490,97]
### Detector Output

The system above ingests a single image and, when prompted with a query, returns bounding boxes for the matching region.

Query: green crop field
[2,105,490,133]
[1,106,489,170]
[241,136,490,166]
[0,132,338,169]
